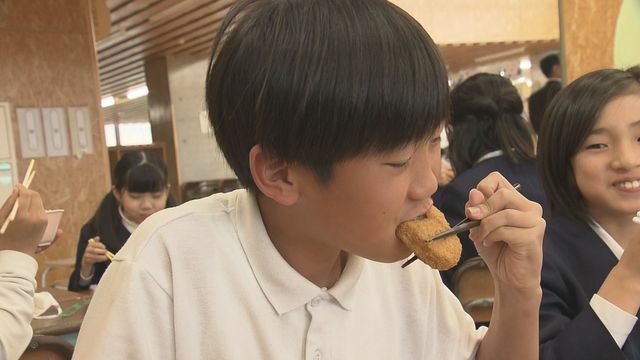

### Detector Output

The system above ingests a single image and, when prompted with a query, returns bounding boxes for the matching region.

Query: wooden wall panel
[0,0,110,287]
[561,0,623,82]
[392,0,559,44]
[145,57,181,203]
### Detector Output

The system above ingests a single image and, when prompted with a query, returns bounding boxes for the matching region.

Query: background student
[0,186,48,360]
[73,1,544,359]
[537,67,640,359]
[434,72,547,288]
[528,53,562,135]
[68,150,174,291]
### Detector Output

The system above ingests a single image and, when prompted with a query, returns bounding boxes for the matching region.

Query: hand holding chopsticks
[0,160,36,234]
[402,183,521,268]
[0,167,48,255]
[88,238,115,261]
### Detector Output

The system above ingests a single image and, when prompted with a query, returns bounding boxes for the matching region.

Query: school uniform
[528,79,562,134]
[73,189,486,360]
[0,250,37,360]
[68,220,131,291]
[540,216,640,359]
[434,152,547,288]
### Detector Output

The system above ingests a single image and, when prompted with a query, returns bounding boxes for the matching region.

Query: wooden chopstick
[0,160,35,234]
[88,238,115,261]
[105,251,115,261]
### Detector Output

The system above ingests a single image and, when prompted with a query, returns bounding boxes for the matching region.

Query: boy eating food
[73,1,544,359]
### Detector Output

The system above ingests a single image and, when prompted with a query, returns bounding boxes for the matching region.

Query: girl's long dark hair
[538,67,640,223]
[447,73,535,174]
[88,150,175,250]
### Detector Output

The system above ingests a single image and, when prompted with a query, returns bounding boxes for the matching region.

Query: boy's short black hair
[447,73,535,174]
[540,54,560,78]
[537,67,640,224]
[205,0,448,193]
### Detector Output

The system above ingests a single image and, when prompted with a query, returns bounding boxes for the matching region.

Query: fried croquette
[396,206,461,270]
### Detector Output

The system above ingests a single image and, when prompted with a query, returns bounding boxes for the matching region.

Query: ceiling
[97,0,235,98]
[96,0,558,99]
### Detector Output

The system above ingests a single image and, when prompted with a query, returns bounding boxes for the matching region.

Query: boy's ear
[249,144,300,206]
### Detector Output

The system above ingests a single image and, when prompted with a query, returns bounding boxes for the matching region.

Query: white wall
[167,53,236,183]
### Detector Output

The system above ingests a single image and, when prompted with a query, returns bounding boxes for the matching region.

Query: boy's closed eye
[385,157,412,169]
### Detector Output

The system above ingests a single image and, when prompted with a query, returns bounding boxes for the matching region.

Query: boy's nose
[408,165,438,201]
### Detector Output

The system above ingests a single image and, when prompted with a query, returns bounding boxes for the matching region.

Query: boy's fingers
[466,186,537,220]
[471,209,543,241]
[474,172,513,195]
[466,188,486,207]
[0,187,19,219]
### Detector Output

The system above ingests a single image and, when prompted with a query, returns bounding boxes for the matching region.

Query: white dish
[40,209,64,247]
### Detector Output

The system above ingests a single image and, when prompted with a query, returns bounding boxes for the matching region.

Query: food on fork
[396,205,461,270]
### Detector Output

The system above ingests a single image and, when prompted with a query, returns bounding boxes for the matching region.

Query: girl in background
[537,67,640,359]
[434,73,547,287]
[68,150,175,291]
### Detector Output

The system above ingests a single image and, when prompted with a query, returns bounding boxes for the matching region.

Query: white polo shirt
[0,250,37,360]
[74,189,485,360]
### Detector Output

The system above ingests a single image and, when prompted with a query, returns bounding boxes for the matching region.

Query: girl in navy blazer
[68,150,175,291]
[537,67,640,359]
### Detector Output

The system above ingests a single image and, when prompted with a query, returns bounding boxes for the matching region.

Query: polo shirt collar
[234,190,364,315]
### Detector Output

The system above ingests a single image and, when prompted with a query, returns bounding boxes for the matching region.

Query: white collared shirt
[588,219,638,348]
[474,149,503,165]
[118,206,139,234]
[73,189,485,359]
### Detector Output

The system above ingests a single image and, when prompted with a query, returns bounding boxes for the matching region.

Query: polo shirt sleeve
[72,259,175,360]
[0,250,37,360]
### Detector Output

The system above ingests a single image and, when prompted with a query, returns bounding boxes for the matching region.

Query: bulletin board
[0,102,18,203]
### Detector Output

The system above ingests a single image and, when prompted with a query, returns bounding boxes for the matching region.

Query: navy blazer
[540,216,640,359]
[433,155,547,287]
[68,221,131,291]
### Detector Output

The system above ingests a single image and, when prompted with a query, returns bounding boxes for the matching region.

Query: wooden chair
[452,256,494,326]
[40,258,75,289]
[20,335,74,360]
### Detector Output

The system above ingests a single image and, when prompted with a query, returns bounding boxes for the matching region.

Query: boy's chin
[360,247,413,264]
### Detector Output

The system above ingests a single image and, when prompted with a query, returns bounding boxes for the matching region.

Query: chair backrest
[20,335,74,360]
[452,256,494,325]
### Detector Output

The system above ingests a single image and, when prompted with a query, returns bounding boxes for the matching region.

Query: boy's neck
[257,196,348,288]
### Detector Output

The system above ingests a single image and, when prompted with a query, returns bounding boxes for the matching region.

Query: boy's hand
[0,185,48,256]
[465,172,544,290]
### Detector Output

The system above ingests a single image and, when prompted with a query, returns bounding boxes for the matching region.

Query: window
[102,95,153,147]
[104,124,117,147]
[118,122,153,146]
